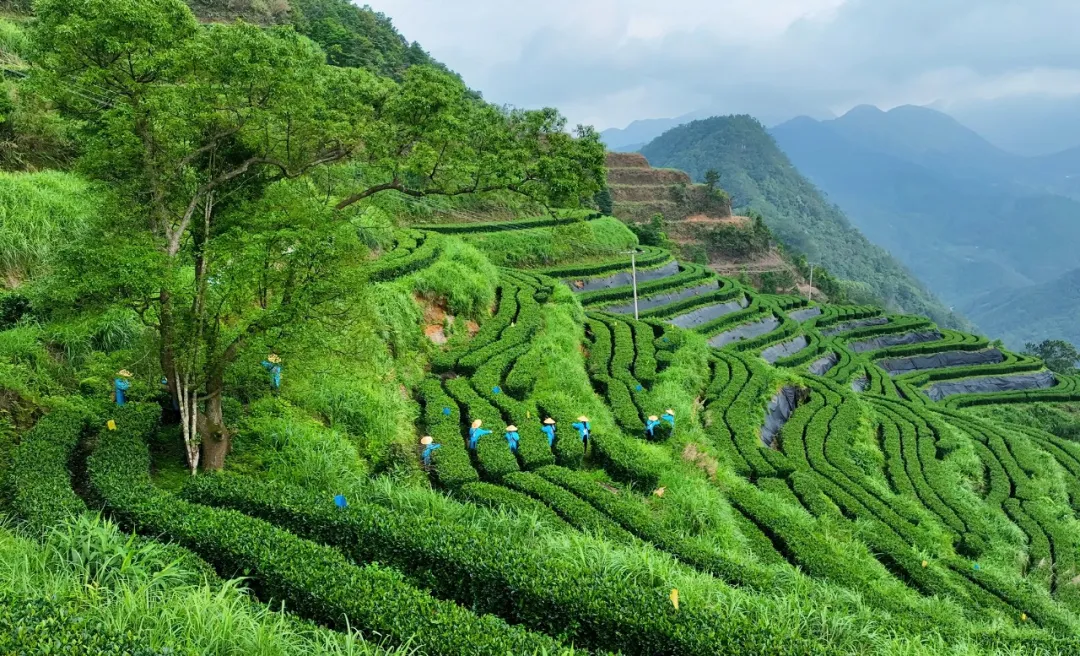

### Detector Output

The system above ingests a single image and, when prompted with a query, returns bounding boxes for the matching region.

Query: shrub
[9,408,87,531]
[87,404,563,656]
[185,473,830,656]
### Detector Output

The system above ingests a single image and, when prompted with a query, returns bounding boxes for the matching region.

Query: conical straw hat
[118,369,133,377]
[471,419,483,429]
[420,436,433,445]
[648,415,659,422]
[577,416,589,422]
[506,425,518,432]
[543,418,556,425]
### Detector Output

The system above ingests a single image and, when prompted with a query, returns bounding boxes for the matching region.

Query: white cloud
[364,0,1080,129]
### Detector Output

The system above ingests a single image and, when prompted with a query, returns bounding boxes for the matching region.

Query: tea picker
[420,436,441,466]
[657,408,675,439]
[114,370,133,407]
[504,425,520,453]
[541,417,557,447]
[468,419,492,450]
[661,408,675,429]
[645,415,661,439]
[261,354,282,391]
[572,416,591,449]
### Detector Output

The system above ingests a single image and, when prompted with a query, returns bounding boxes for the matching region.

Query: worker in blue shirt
[261,353,282,391]
[645,415,661,439]
[572,416,591,449]
[659,408,676,439]
[505,425,520,453]
[420,436,441,466]
[541,417,557,447]
[468,419,492,450]
[114,370,133,407]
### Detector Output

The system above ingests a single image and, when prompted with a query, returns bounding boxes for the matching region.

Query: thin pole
[807,263,814,303]
[631,251,640,320]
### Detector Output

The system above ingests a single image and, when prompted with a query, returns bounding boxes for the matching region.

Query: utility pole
[807,263,814,303]
[630,250,640,320]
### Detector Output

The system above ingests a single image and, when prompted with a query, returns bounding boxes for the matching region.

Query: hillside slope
[770,114,1080,304]
[639,115,968,330]
[964,268,1080,349]
[770,106,1080,345]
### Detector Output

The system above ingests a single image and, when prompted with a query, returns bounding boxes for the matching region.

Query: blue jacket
[468,427,492,450]
[645,418,661,438]
[261,361,282,388]
[572,421,591,442]
[505,430,520,452]
[661,412,675,428]
[541,424,556,447]
[114,378,131,406]
[422,443,442,465]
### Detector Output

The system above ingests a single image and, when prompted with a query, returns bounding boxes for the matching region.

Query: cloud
[365,0,1080,129]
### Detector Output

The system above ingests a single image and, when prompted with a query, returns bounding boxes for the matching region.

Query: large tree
[1024,339,1080,376]
[31,0,604,472]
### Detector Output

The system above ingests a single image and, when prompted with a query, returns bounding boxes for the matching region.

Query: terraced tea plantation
[10,213,1080,655]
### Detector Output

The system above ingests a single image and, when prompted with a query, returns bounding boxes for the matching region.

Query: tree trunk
[199,370,230,470]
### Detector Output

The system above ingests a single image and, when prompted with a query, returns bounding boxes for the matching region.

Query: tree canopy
[26,0,605,471]
[1024,339,1080,375]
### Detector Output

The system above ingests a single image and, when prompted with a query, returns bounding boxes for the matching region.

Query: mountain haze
[639,115,967,330]
[770,105,1080,347]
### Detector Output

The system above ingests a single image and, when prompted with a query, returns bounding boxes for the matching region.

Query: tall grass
[0,514,414,655]
[0,171,98,285]
[405,237,499,319]
[0,18,26,66]
[461,217,638,268]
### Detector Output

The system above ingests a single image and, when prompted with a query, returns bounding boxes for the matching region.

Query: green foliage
[186,472,836,656]
[9,407,86,531]
[405,237,498,319]
[0,171,97,283]
[1023,339,1079,375]
[0,514,411,655]
[286,0,444,77]
[594,187,613,215]
[461,216,637,268]
[88,404,566,655]
[629,214,668,247]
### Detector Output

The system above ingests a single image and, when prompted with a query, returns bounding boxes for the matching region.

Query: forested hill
[640,115,969,330]
[3,0,446,80]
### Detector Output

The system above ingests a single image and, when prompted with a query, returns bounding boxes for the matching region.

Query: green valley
[4,2,1080,655]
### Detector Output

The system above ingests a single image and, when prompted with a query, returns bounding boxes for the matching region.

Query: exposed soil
[681,214,751,226]
[607,167,691,186]
[605,152,651,169]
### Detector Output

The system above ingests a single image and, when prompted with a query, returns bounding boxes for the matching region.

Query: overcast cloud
[365,0,1080,131]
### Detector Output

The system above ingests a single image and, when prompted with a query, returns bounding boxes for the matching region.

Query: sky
[365,0,1080,133]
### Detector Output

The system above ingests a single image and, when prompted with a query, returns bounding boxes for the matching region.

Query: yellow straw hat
[648,415,659,422]
[506,425,518,432]
[420,436,433,445]
[118,369,133,378]
[665,409,675,416]
[543,417,556,425]
[471,419,483,429]
[267,354,282,364]
[577,416,589,422]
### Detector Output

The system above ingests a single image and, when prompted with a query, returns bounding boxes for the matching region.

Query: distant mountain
[964,268,1080,349]
[770,105,1080,345]
[602,116,697,152]
[941,95,1080,157]
[639,115,968,330]
[600,101,834,153]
